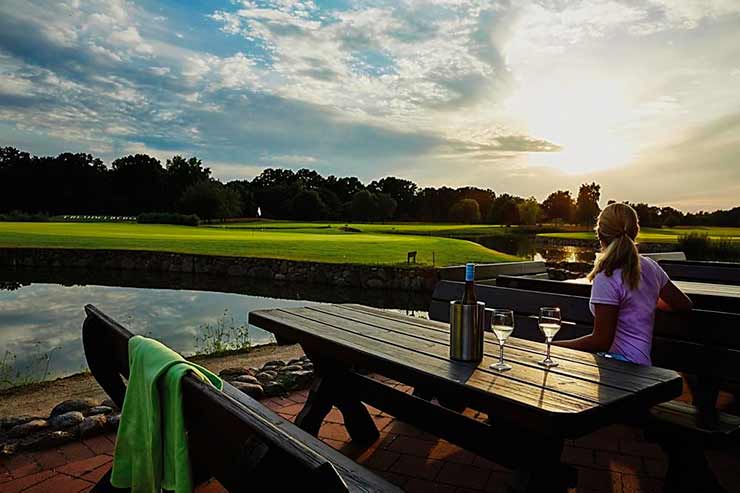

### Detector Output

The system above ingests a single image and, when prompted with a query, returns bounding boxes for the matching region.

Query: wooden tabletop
[249,304,683,437]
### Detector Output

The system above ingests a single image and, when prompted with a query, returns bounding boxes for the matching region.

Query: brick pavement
[2,383,738,492]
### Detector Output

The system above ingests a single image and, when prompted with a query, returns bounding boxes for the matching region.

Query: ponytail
[587,203,641,290]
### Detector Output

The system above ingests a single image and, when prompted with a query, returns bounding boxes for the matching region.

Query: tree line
[0,147,737,226]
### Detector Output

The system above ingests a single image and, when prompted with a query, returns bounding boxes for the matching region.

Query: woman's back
[590,255,669,365]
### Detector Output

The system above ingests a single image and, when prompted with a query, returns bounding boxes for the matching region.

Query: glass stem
[499,343,505,365]
[546,338,552,361]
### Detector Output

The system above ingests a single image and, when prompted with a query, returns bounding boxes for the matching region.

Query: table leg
[294,353,380,445]
[508,437,573,493]
[294,376,334,436]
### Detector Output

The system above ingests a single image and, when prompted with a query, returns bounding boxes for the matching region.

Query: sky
[0,0,738,212]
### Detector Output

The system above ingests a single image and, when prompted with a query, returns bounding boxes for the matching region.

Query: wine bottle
[461,262,476,305]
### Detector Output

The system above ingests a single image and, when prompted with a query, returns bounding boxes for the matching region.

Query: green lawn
[210,221,563,237]
[538,226,740,243]
[0,222,520,267]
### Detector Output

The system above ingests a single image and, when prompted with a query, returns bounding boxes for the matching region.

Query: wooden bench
[82,304,399,492]
[429,281,740,491]
[494,275,740,313]
[658,260,740,285]
[437,260,548,282]
[643,252,687,262]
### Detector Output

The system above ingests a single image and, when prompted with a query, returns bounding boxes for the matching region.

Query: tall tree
[375,193,398,222]
[368,177,417,220]
[178,181,241,220]
[166,155,211,205]
[517,197,541,225]
[111,154,167,214]
[542,190,574,222]
[575,182,601,226]
[487,194,522,225]
[291,189,328,220]
[350,190,378,221]
[449,199,481,223]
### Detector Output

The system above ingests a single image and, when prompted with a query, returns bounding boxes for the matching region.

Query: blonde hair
[587,203,641,290]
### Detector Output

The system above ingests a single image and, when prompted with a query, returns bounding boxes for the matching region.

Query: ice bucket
[449,300,485,361]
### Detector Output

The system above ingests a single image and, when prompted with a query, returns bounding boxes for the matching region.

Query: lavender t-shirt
[590,256,670,365]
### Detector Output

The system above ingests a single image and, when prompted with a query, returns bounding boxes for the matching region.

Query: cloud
[0,0,738,211]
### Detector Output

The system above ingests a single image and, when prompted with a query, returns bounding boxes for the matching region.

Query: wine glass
[489,309,514,372]
[538,307,561,368]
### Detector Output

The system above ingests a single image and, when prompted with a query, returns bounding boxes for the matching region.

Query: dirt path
[0,344,304,419]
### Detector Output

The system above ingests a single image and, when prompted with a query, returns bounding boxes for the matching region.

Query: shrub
[0,210,50,222]
[677,233,740,261]
[137,212,200,226]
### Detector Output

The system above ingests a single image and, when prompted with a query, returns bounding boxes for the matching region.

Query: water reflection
[470,235,595,263]
[0,268,430,388]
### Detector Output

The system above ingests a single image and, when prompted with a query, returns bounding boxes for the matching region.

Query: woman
[554,203,692,365]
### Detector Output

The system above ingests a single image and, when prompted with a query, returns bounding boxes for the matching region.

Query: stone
[274,273,287,281]
[278,364,303,373]
[7,419,49,438]
[78,415,107,437]
[287,358,303,366]
[303,363,314,371]
[232,374,260,385]
[0,441,17,455]
[48,411,85,430]
[101,399,119,410]
[366,278,384,289]
[50,398,99,417]
[262,382,287,397]
[218,367,250,379]
[289,370,314,388]
[231,382,265,399]
[107,414,121,429]
[83,406,114,417]
[255,371,277,382]
[0,415,41,431]
[262,360,286,369]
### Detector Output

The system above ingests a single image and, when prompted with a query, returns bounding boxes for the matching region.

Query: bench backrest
[642,252,687,261]
[658,260,740,285]
[429,281,740,383]
[438,260,546,281]
[82,304,363,491]
[495,275,740,313]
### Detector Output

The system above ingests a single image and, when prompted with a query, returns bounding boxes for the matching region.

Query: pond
[0,268,430,390]
[468,234,596,263]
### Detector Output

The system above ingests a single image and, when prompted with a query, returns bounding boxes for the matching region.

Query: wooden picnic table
[249,304,683,492]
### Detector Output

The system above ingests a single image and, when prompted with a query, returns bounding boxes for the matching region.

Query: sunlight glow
[505,77,637,174]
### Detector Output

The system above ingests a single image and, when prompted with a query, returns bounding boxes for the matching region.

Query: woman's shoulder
[639,255,663,274]
[639,255,670,285]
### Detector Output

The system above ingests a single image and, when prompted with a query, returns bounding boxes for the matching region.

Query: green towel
[111,335,223,493]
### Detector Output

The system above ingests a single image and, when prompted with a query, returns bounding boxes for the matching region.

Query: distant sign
[257,207,262,217]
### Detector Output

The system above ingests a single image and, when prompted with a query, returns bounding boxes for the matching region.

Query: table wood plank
[302,305,631,404]
[264,308,594,413]
[318,305,664,394]
[344,304,678,382]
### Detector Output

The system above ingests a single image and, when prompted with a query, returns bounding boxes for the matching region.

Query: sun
[505,77,638,174]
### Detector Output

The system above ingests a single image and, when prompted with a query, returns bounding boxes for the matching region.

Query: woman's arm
[657,281,693,312]
[553,304,619,353]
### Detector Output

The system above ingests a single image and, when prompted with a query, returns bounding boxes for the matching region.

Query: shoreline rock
[0,355,316,456]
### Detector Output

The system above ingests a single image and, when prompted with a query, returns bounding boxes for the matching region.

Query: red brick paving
[2,386,739,493]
